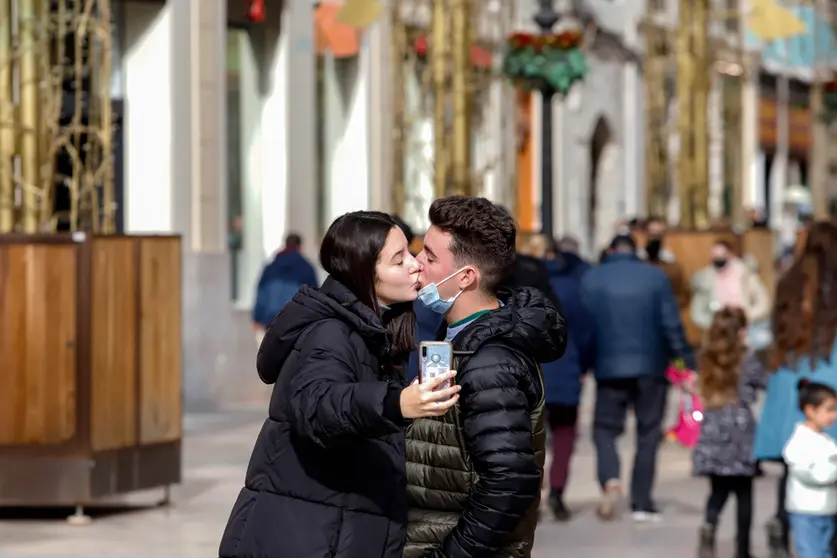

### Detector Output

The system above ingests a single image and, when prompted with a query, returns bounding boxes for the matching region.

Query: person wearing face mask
[690,240,771,339]
[582,234,695,523]
[403,196,567,558]
[219,212,460,558]
[639,216,677,262]
[644,233,691,311]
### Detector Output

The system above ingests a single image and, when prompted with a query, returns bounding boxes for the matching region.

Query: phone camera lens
[421,346,427,358]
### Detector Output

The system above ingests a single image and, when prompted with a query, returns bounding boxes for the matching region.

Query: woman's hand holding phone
[400,371,460,418]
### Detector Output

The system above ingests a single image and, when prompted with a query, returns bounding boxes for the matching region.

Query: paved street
[0,385,781,557]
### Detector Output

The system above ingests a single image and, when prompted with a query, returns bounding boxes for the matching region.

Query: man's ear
[460,266,479,290]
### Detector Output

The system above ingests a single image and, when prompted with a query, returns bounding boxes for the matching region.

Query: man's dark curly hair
[428,196,516,294]
[772,221,837,370]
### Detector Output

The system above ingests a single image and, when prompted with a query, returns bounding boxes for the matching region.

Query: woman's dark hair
[699,306,748,408]
[797,379,837,412]
[319,211,416,361]
[772,221,837,370]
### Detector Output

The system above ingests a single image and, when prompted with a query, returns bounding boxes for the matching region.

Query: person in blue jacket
[252,233,319,340]
[753,221,837,558]
[541,243,595,521]
[582,234,695,522]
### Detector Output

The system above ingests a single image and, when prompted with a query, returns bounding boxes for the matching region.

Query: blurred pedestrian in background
[582,233,695,522]
[524,234,595,521]
[754,221,837,558]
[693,307,767,558]
[251,233,318,344]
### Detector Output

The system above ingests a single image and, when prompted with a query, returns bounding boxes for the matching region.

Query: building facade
[120,0,519,409]
[747,4,837,235]
[119,0,396,409]
[513,0,645,255]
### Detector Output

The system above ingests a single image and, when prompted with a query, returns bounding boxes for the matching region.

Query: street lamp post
[534,0,559,238]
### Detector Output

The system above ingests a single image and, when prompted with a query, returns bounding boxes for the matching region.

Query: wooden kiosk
[0,0,183,516]
[0,234,182,513]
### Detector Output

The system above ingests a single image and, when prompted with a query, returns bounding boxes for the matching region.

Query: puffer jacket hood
[257,276,389,384]
[453,286,566,364]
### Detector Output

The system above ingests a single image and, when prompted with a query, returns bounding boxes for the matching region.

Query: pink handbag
[666,365,704,448]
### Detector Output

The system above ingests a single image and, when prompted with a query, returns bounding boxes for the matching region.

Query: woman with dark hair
[753,221,837,558]
[219,211,460,558]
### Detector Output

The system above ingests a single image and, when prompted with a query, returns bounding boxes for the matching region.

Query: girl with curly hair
[753,220,837,558]
[694,307,767,558]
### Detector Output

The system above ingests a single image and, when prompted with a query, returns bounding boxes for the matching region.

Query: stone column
[741,62,759,210]
[188,0,226,252]
[368,17,392,213]
[707,75,724,220]
[770,75,789,229]
[277,1,318,261]
[622,62,641,217]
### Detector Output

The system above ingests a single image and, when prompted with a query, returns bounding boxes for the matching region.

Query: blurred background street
[1,0,835,556]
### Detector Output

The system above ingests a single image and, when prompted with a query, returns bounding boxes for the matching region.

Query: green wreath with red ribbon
[501,30,588,94]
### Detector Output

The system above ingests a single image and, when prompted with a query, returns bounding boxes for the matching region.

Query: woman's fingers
[421,370,456,392]
[426,394,459,415]
[425,384,460,402]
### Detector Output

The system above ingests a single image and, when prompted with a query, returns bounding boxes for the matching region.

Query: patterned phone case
[420,342,453,390]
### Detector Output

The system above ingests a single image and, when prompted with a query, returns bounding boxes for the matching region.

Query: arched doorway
[589,117,613,252]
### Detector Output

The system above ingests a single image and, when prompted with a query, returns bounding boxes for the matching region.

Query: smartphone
[419,341,454,391]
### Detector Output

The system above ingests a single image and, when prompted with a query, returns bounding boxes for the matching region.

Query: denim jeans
[789,513,835,558]
[592,375,668,509]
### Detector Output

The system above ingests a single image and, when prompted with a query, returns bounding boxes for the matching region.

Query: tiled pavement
[0,387,782,558]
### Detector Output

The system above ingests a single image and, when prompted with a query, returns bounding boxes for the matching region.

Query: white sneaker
[630,507,662,523]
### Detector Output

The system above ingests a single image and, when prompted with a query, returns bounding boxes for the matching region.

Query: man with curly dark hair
[403,196,567,558]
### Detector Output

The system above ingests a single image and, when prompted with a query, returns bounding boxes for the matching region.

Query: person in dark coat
[404,197,567,558]
[582,233,696,522]
[219,212,460,558]
[504,252,561,310]
[541,250,595,521]
[251,233,319,336]
[494,205,561,310]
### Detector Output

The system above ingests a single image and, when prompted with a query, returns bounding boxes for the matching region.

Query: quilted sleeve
[286,321,404,448]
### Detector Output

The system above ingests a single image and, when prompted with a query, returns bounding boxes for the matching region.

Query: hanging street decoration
[247,0,265,23]
[501,29,588,95]
[823,80,837,124]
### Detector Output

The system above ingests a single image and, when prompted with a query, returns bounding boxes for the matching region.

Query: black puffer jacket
[404,288,566,558]
[219,277,409,558]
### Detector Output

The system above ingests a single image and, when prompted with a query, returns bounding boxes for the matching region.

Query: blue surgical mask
[417,267,469,315]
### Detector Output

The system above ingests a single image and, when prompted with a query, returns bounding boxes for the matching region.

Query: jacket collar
[604,252,641,264]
